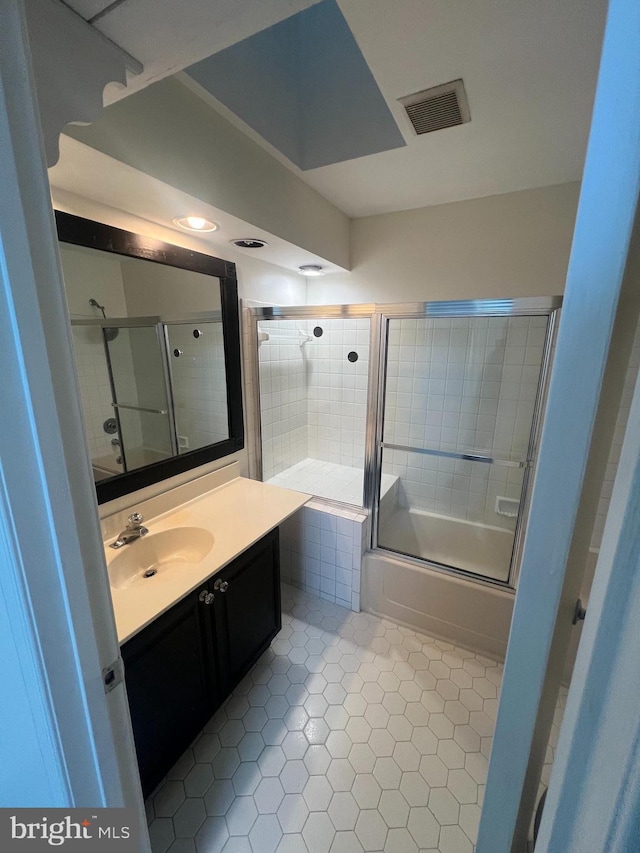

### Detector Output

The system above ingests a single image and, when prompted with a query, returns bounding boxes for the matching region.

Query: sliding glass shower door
[104,324,175,471]
[376,310,554,584]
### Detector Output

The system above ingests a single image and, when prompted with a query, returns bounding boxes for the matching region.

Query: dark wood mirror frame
[55,211,244,505]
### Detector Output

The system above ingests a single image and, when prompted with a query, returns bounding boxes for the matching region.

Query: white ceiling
[59,0,607,218]
[306,0,608,216]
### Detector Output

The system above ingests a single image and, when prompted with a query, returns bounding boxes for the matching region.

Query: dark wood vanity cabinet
[121,529,280,796]
[121,586,218,795]
[214,530,281,694]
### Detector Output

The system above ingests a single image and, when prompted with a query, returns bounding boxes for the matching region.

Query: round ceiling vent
[232,238,268,249]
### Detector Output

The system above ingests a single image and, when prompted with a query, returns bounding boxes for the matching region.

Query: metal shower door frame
[74,311,223,470]
[370,298,561,590]
[249,298,560,589]
[248,303,376,487]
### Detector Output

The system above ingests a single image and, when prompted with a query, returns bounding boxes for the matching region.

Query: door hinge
[572,598,587,625]
[102,656,124,693]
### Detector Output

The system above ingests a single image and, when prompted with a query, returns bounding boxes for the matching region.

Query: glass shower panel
[379,448,525,582]
[104,325,173,471]
[165,321,229,453]
[258,317,370,506]
[378,315,548,582]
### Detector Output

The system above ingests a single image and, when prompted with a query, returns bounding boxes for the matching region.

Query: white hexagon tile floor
[146,583,565,853]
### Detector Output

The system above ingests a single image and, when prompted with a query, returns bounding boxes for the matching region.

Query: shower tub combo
[249,299,559,658]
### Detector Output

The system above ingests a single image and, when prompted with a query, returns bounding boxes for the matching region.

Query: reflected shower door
[104,325,174,471]
[377,315,549,583]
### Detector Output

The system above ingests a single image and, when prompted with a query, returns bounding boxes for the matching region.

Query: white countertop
[104,467,309,644]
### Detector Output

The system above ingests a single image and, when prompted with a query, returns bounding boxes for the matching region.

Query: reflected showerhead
[89,298,119,341]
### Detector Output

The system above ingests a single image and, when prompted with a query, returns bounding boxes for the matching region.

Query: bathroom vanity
[101,463,309,795]
[122,529,280,795]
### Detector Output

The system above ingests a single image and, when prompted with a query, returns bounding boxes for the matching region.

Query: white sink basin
[108,527,215,590]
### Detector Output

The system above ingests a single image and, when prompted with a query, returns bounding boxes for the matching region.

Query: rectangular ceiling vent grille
[399,79,470,136]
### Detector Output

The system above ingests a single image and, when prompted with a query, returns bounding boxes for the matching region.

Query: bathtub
[378,505,515,583]
[363,549,515,660]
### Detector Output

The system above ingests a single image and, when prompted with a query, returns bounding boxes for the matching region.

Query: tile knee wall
[280,502,368,612]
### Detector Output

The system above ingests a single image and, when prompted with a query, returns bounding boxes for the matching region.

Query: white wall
[60,243,127,318]
[308,183,580,304]
[121,260,221,315]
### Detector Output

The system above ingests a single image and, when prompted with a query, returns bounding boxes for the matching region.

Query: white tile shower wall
[257,320,310,481]
[591,317,640,549]
[257,318,371,483]
[307,319,370,469]
[383,317,546,530]
[280,503,368,612]
[168,323,229,450]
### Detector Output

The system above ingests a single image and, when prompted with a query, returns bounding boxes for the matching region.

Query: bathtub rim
[378,503,517,586]
[373,543,518,592]
[363,548,515,661]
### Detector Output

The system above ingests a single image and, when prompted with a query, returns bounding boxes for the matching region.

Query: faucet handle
[128,512,144,525]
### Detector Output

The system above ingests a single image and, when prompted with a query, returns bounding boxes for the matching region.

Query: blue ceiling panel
[185,0,406,171]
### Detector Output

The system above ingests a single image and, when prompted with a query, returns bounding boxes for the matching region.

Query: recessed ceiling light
[232,238,269,249]
[298,264,325,277]
[173,216,218,232]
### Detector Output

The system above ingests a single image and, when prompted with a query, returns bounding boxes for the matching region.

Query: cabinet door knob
[214,579,229,593]
[199,590,215,605]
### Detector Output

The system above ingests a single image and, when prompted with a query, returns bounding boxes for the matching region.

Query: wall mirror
[56,211,244,504]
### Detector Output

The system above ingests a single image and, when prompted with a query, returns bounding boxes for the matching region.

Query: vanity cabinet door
[121,585,218,796]
[214,528,281,693]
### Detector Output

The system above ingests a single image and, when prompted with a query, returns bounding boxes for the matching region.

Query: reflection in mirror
[56,212,243,503]
[165,321,228,452]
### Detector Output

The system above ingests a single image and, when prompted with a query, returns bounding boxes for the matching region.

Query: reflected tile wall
[168,323,229,451]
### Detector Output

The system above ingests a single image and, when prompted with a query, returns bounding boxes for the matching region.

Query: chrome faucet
[110,512,148,549]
